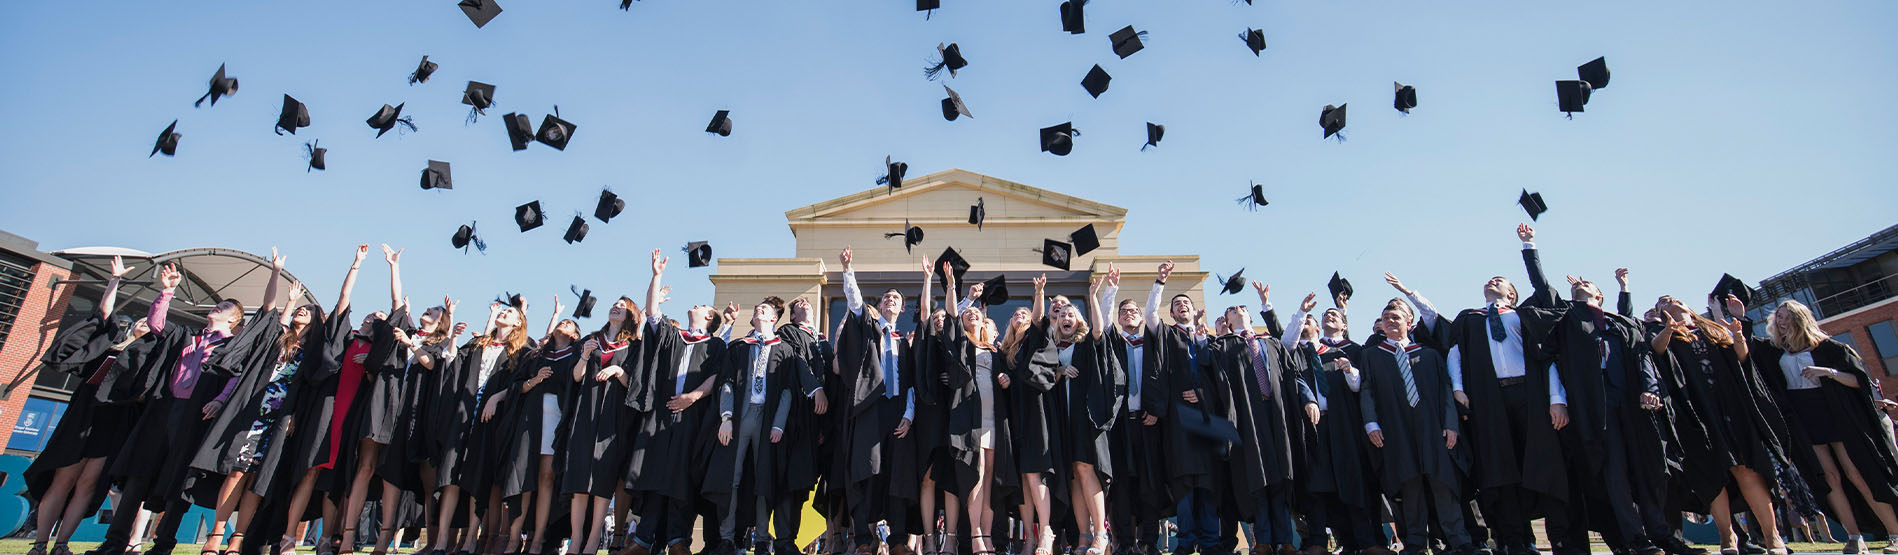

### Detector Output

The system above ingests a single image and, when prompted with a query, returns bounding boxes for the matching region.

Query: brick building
[1756,222,1898,399]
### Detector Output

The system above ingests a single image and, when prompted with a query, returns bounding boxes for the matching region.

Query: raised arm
[1098,264,1121,329]
[383,244,404,312]
[1615,268,1633,318]
[259,248,285,314]
[920,256,936,317]
[1147,261,1174,329]
[1030,273,1048,323]
[1281,293,1316,348]
[101,255,131,318]
[942,260,960,319]
[1087,276,1107,340]
[546,293,564,340]
[841,247,865,318]
[1384,272,1440,329]
[1518,224,1557,307]
[278,282,306,327]
[646,249,668,323]
[1721,295,1749,361]
[334,244,370,316]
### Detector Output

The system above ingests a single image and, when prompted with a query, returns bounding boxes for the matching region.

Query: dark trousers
[848,402,909,548]
[1110,412,1163,550]
[772,491,809,552]
[633,491,695,548]
[1307,493,1381,550]
[1401,478,1470,550]
[100,398,207,554]
[1253,488,1294,546]
[1477,383,1571,550]
[1175,491,1219,549]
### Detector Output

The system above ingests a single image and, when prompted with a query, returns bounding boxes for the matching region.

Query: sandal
[970,536,995,555]
[28,541,48,555]
[369,526,396,555]
[223,533,247,555]
[943,534,960,555]
[50,544,75,555]
[280,535,303,555]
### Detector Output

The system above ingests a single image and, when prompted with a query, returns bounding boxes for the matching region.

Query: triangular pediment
[785,169,1127,226]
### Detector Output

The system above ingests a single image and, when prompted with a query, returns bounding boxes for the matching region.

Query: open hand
[158,263,183,291]
[270,248,286,272]
[667,391,703,413]
[1383,272,1411,296]
[813,389,829,415]
[651,249,668,275]
[1253,282,1270,305]
[110,255,131,278]
[1305,403,1321,426]
[1517,223,1534,243]
[1299,292,1318,313]
[893,418,911,438]
[1104,263,1121,288]
[382,244,402,265]
[771,428,783,443]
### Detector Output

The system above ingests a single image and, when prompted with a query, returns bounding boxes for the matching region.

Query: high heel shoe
[223,533,246,555]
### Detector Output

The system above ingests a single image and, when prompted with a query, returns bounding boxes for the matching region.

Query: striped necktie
[1395,347,1419,407]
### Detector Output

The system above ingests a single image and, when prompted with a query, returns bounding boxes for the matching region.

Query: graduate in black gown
[931,264,1018,555]
[1034,274,1121,555]
[835,246,922,555]
[564,296,643,554]
[773,296,835,555]
[1742,298,1898,551]
[1356,301,1477,555]
[1209,293,1304,555]
[380,298,465,553]
[25,255,155,555]
[333,245,422,555]
[1272,294,1395,555]
[422,295,535,555]
[1139,261,1223,555]
[1004,275,1065,555]
[1096,265,1171,555]
[501,316,583,555]
[92,260,250,555]
[619,249,726,555]
[706,296,809,555]
[915,270,962,555]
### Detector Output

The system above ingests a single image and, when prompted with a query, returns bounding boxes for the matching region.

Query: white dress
[975,349,996,449]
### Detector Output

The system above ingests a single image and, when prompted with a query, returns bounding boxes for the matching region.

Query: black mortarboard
[571,286,597,318]
[979,274,1009,306]
[1109,26,1147,59]
[536,110,576,150]
[420,160,451,190]
[620,0,638,10]
[941,85,973,121]
[1070,224,1100,255]
[1143,122,1164,151]
[1518,189,1548,221]
[499,292,527,312]
[1236,181,1268,211]
[458,0,502,28]
[1555,80,1591,114]
[926,43,968,80]
[877,156,908,194]
[195,64,239,108]
[367,103,415,138]
[515,201,544,232]
[1170,402,1241,444]
[935,246,971,284]
[1059,0,1086,34]
[1081,65,1112,98]
[1216,268,1245,295]
[150,120,180,158]
[1712,273,1754,309]
[1320,104,1347,139]
[706,110,733,136]
[1329,272,1354,302]
[1240,29,1266,56]
[462,81,495,111]
[917,0,939,15]
[452,222,486,253]
[1040,239,1073,271]
[503,113,533,151]
[410,56,437,85]
[683,242,713,268]
[276,94,309,136]
[1577,57,1610,90]
[595,189,624,222]
[1393,82,1417,114]
[304,140,325,172]
[968,197,985,230]
[563,215,589,244]
[886,220,925,253]
[1040,122,1078,156]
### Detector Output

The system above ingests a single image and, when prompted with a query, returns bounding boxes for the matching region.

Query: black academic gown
[381,337,456,493]
[1750,336,1898,535]
[773,323,829,503]
[435,339,531,500]
[913,322,957,492]
[274,308,363,499]
[1356,341,1467,495]
[1657,325,1796,510]
[558,332,640,498]
[928,320,1020,509]
[834,308,920,498]
[108,316,238,510]
[702,334,803,512]
[626,320,725,502]
[1010,322,1065,494]
[1299,338,1383,510]
[24,315,147,513]
[180,309,292,507]
[499,342,581,500]
[1149,322,1224,501]
[1103,330,1169,519]
[1209,333,1296,520]
[1531,302,1671,489]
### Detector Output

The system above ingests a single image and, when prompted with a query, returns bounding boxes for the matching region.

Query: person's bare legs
[283,470,323,551]
[1023,473,1052,555]
[1831,442,1898,534]
[1071,463,1106,555]
[341,440,384,553]
[586,496,612,554]
[429,486,463,553]
[965,449,994,555]
[1732,467,1787,550]
[529,455,556,554]
[34,463,82,547]
[1812,446,1864,537]
[922,470,940,555]
[612,484,633,551]
[55,458,111,548]
[573,494,592,554]
[232,492,264,555]
[942,493,962,555]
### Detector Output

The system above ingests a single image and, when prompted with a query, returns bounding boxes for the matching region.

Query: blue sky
[3,1,1895,332]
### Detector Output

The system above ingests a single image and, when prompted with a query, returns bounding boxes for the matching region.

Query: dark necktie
[1247,337,1271,399]
[1487,304,1507,342]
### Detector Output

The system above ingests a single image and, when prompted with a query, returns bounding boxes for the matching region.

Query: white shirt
[844,267,916,421]
[748,334,773,405]
[1779,350,1822,390]
[1099,284,1145,411]
[667,324,709,397]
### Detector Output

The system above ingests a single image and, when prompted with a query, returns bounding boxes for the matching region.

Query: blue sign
[7,398,67,452]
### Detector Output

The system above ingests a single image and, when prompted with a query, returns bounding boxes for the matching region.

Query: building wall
[0,259,73,450]
[1819,296,1898,399]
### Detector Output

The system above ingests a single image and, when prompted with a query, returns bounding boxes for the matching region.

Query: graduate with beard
[1269,292,1395,555]
[1141,261,1225,555]
[705,296,808,555]
[774,296,835,555]
[1096,265,1169,555]
[835,245,922,555]
[1357,300,1477,555]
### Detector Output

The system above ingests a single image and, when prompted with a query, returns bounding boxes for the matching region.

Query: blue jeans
[1176,492,1220,548]
[1253,489,1294,546]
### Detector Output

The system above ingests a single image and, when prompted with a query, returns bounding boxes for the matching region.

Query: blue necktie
[1487,304,1507,342]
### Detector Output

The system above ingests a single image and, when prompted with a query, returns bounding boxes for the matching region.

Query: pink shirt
[148,292,239,403]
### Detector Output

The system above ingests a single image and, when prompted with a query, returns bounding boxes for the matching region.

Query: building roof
[51,246,318,312]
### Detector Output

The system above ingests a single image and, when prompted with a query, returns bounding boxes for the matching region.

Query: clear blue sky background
[3,0,1895,332]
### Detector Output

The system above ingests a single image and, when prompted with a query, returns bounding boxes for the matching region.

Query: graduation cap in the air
[1578,57,1610,90]
[1069,224,1100,255]
[1518,189,1548,221]
[941,86,973,121]
[1240,28,1266,56]
[1236,181,1268,211]
[978,275,1009,306]
[1393,82,1417,114]
[917,0,938,18]
[276,94,309,136]
[935,246,971,284]
[150,120,180,158]
[683,242,713,268]
[1143,122,1164,151]
[503,113,534,151]
[304,140,326,172]
[1059,0,1086,34]
[367,103,415,138]
[458,0,502,28]
[195,64,239,108]
[420,160,451,190]
[595,189,624,223]
[1081,65,1112,98]
[515,201,545,232]
[498,292,527,313]
[1555,80,1591,114]
[619,0,638,10]
[886,221,925,253]
[1109,26,1148,59]
[1711,273,1754,310]
[1216,268,1246,295]
[706,110,733,137]
[563,215,589,244]
[1320,104,1347,140]
[968,198,985,230]
[1040,122,1079,156]
[1329,272,1354,303]
[926,43,968,80]
[1039,239,1074,271]
[536,108,576,150]
[410,56,437,85]
[877,156,908,194]
[570,286,597,318]
[462,81,495,123]
[452,222,486,253]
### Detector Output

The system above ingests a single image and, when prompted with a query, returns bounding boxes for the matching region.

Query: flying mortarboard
[305,140,325,172]
[420,160,451,190]
[1328,272,1354,302]
[886,220,925,253]
[1393,82,1417,114]
[196,64,239,108]
[452,222,486,253]
[595,189,624,222]
[1517,189,1547,221]
[503,113,534,151]
[979,274,1009,306]
[410,56,437,85]
[1320,104,1347,139]
[462,81,496,122]
[1059,0,1087,34]
[1555,80,1591,114]
[706,110,733,137]
[1069,224,1100,255]
[367,103,415,138]
[571,286,597,318]
[1040,122,1078,156]
[1240,29,1266,56]
[1712,273,1754,309]
[1216,269,1246,295]
[1236,181,1268,211]
[683,242,713,268]
[151,120,180,158]
[935,246,971,284]
[563,215,589,244]
[917,0,938,18]
[1578,57,1610,90]
[459,0,502,28]
[1109,26,1148,59]
[1040,239,1073,271]
[1143,122,1164,151]
[941,85,973,121]
[276,94,309,135]
[536,108,576,150]
[1081,64,1112,98]
[515,201,545,232]
[968,197,985,230]
[877,156,908,194]
[926,43,968,80]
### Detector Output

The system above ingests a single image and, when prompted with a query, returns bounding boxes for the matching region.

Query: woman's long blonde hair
[1767,300,1829,353]
[480,306,531,354]
[999,308,1034,361]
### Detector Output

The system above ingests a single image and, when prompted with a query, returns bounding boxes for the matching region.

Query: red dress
[318,338,371,470]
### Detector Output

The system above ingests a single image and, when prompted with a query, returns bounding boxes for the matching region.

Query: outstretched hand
[1105,263,1121,288]
[269,248,286,272]
[1253,282,1270,305]
[1722,294,1747,319]
[840,246,854,271]
[1032,273,1047,290]
[382,244,402,265]
[1384,272,1412,296]
[651,249,668,275]
[109,255,130,279]
[158,263,183,291]
[1300,292,1318,313]
[1517,223,1535,243]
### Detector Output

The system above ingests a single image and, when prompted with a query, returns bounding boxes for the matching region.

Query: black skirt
[359,369,406,444]
[1786,388,1846,445]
